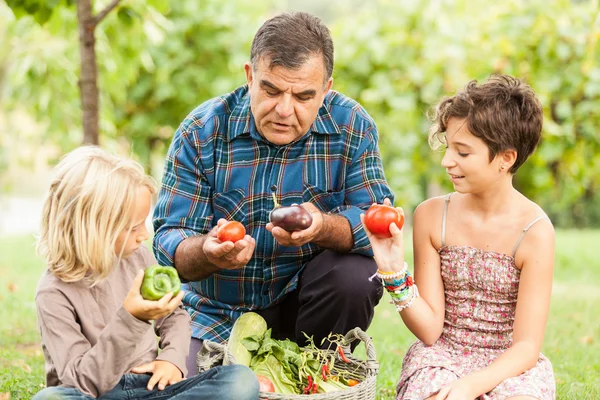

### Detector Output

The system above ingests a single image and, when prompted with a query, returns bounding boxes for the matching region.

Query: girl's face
[115,186,152,258]
[440,118,505,193]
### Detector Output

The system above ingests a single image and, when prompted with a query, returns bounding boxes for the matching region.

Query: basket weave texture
[197,327,379,399]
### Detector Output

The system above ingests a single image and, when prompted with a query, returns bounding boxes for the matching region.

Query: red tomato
[217,221,246,243]
[256,374,275,392]
[364,204,404,238]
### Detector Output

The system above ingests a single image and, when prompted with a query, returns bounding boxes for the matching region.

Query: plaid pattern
[153,85,393,342]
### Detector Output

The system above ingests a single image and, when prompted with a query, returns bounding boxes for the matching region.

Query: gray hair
[250,12,334,82]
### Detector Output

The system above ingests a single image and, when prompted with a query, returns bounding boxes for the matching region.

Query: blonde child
[363,75,555,399]
[33,146,258,399]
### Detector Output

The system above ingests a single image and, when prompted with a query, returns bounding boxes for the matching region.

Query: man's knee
[305,251,381,301]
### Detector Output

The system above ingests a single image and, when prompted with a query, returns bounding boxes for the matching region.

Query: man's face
[244,55,333,146]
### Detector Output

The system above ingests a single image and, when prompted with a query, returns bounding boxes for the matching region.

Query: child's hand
[434,376,478,399]
[124,270,185,321]
[131,360,183,391]
[361,198,406,272]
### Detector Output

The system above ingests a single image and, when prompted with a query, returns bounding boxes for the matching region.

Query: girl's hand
[124,270,185,321]
[131,360,183,390]
[361,199,405,273]
[434,377,479,400]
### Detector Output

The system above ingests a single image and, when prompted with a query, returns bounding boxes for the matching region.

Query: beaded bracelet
[368,261,409,281]
[389,285,419,312]
[383,273,413,292]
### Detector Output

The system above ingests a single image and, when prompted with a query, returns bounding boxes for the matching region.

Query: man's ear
[324,77,333,93]
[244,62,253,85]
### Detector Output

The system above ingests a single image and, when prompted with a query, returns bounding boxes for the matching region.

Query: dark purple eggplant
[269,193,313,231]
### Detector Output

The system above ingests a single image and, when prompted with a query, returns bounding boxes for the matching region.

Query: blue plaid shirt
[153,85,393,343]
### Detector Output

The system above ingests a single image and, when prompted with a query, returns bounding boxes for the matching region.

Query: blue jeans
[32,365,258,400]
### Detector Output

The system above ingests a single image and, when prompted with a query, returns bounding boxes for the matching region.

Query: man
[153,11,394,376]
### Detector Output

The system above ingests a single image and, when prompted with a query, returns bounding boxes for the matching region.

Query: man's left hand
[131,360,183,391]
[266,202,323,247]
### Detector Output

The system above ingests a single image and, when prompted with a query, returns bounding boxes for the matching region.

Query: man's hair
[428,74,543,173]
[37,146,156,285]
[250,12,334,82]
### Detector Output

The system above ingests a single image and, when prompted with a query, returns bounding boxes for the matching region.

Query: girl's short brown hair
[429,74,543,174]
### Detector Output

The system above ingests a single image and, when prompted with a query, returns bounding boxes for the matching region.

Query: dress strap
[441,193,453,247]
[511,216,550,258]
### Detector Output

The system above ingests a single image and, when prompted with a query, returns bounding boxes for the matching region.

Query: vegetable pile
[226,312,363,395]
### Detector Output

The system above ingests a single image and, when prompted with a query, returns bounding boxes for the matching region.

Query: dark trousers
[256,249,383,347]
[186,250,383,376]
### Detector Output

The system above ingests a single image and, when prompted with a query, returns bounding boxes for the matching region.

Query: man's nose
[275,94,294,118]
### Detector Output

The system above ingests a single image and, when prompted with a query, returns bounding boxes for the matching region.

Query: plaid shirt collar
[226,86,342,143]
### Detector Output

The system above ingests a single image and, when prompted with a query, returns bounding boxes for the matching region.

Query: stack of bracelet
[373,261,419,312]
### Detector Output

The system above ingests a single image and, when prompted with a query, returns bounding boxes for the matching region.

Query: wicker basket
[197,327,379,399]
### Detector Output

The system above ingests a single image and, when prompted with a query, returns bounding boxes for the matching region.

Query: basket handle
[339,327,379,375]
[196,340,228,373]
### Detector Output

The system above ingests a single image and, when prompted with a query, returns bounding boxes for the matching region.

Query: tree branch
[93,0,121,26]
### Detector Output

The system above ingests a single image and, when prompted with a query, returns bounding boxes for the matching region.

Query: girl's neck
[463,178,517,219]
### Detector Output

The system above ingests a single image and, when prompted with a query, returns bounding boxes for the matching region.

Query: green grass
[1,231,599,399]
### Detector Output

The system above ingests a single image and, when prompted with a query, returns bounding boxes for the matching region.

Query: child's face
[115,187,152,258]
[441,118,504,193]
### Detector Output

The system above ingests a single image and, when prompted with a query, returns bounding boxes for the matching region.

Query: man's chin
[262,131,298,146]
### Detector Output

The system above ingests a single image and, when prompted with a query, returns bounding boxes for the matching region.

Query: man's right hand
[203,218,255,270]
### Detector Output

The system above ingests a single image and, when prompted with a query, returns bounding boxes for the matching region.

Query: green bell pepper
[140,265,181,301]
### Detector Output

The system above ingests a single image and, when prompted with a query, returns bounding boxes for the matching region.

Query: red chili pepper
[338,346,350,363]
[312,382,318,394]
[304,375,313,394]
[321,364,329,381]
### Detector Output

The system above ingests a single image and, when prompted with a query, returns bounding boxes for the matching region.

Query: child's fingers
[168,291,184,309]
[131,362,154,374]
[156,291,174,307]
[157,375,170,391]
[146,373,160,391]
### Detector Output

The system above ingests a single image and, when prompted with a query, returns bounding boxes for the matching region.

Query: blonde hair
[37,146,156,284]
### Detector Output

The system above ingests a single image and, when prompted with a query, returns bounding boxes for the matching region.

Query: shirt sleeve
[339,123,395,255]
[154,306,192,377]
[36,289,152,397]
[153,126,215,267]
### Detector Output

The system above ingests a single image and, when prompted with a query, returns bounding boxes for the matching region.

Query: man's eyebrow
[295,89,317,97]
[260,80,280,91]
[259,80,316,97]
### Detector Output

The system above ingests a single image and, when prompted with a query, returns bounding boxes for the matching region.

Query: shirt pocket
[212,188,249,226]
[302,183,345,213]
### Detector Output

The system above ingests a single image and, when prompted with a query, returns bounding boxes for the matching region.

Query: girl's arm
[36,286,153,397]
[363,197,446,344]
[398,198,446,344]
[436,218,555,399]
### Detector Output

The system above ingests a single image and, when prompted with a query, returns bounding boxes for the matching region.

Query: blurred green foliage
[1,0,599,226]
